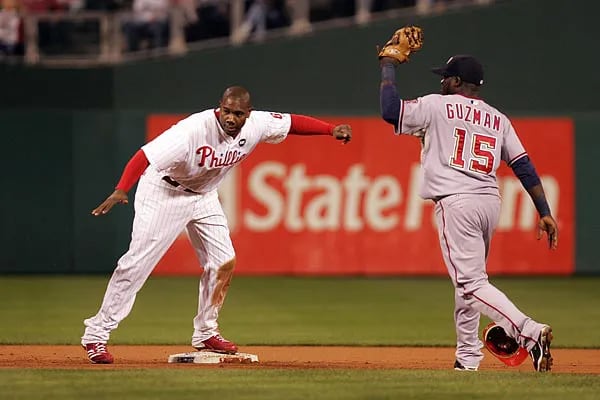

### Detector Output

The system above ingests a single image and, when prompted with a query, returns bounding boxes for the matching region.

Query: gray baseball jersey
[392,93,548,369]
[396,94,526,199]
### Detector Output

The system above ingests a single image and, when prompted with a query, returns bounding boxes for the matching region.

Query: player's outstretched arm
[92,190,129,216]
[528,183,558,250]
[91,149,149,216]
[537,214,558,250]
[288,114,352,144]
[510,156,558,249]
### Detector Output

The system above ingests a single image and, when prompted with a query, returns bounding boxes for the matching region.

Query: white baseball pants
[81,168,235,346]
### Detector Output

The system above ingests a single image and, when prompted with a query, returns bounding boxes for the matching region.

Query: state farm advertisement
[147,115,574,276]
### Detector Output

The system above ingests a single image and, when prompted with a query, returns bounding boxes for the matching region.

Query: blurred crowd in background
[0,0,485,61]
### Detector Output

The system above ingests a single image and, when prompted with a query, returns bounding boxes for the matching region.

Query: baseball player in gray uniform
[81,86,352,364]
[379,55,558,372]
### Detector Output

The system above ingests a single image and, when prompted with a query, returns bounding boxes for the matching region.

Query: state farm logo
[218,162,559,233]
[196,145,246,168]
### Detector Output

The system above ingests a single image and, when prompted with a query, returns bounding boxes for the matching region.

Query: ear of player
[377,25,424,63]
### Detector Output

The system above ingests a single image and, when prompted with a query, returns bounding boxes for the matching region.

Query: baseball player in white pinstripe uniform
[81,86,352,364]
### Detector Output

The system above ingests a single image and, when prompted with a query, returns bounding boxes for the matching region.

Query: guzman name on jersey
[445,102,501,132]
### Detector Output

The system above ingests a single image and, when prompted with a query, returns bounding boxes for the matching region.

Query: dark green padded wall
[71,111,146,274]
[0,65,112,109]
[574,116,600,274]
[1,112,73,272]
[112,0,600,114]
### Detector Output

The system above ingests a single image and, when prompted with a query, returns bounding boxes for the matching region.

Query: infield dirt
[0,346,598,373]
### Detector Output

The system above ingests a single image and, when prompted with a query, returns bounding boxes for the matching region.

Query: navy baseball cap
[432,55,484,86]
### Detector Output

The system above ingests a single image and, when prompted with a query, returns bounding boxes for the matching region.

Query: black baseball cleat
[529,325,553,372]
[453,360,478,371]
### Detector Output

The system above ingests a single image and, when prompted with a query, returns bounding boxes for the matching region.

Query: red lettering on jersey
[270,112,283,119]
[450,127,467,168]
[450,129,497,175]
[493,115,501,131]
[196,145,246,168]
[446,103,454,119]
[472,109,481,125]
[196,146,214,167]
[446,103,501,132]
[465,105,472,123]
[455,104,464,119]
[470,133,497,174]
[483,113,491,128]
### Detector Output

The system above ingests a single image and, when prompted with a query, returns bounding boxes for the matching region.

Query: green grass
[1,276,598,400]
[0,276,598,347]
[2,369,600,400]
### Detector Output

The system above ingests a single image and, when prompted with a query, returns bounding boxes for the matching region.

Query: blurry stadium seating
[0,0,494,65]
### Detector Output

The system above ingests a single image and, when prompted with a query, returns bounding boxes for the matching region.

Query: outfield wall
[147,115,574,276]
[1,0,599,274]
[1,111,596,275]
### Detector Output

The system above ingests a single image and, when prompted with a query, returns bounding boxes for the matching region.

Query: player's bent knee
[210,258,236,307]
[220,258,235,272]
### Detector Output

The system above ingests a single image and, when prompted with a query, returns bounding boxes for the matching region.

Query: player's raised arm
[377,26,423,129]
[288,114,351,144]
[509,155,558,250]
[91,149,149,216]
[379,58,401,129]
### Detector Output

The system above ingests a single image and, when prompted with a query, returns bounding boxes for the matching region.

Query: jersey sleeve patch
[257,111,292,144]
[397,97,429,136]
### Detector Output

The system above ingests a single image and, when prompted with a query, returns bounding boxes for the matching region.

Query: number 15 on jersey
[449,127,497,175]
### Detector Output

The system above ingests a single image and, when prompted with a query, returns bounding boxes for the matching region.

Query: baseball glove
[377,26,424,63]
[482,322,529,367]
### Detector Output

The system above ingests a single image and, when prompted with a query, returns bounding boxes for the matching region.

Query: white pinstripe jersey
[142,109,291,194]
[396,94,527,200]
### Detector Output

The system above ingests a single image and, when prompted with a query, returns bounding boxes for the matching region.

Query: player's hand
[333,124,352,144]
[92,189,129,216]
[536,215,558,250]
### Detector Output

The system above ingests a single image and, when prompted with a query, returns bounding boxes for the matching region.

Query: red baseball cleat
[83,342,114,364]
[195,334,238,354]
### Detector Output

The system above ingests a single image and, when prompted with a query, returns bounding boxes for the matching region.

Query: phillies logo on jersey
[196,145,247,168]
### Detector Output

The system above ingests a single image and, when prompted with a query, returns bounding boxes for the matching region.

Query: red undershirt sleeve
[115,149,150,192]
[289,114,335,136]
